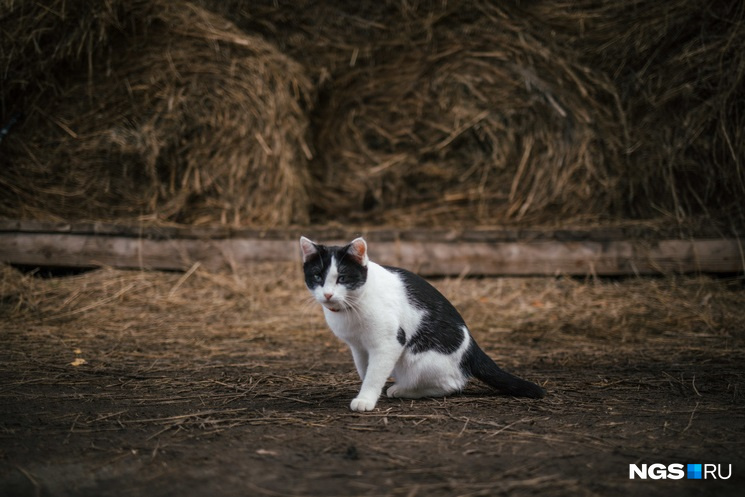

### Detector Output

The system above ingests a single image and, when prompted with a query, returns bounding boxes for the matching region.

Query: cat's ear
[347,237,368,266]
[299,236,318,263]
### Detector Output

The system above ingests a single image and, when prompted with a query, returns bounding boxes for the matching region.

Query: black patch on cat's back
[385,266,466,354]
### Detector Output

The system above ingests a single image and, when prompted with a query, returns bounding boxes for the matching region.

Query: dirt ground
[1,262,744,496]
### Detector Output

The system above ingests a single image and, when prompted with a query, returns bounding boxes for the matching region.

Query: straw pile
[533,0,745,225]
[0,0,312,225]
[1,0,743,229]
[4,261,744,358]
[232,0,745,227]
[268,1,625,224]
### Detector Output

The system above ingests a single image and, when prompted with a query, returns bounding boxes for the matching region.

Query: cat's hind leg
[387,349,469,399]
[386,366,467,399]
[386,383,458,399]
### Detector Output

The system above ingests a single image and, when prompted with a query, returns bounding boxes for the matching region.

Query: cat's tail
[462,339,545,398]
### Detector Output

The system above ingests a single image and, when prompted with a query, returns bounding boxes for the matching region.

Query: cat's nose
[324,292,333,300]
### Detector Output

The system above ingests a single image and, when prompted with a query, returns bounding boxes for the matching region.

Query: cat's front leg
[349,346,368,381]
[350,346,401,412]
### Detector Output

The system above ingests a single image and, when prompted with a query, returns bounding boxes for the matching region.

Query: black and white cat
[300,236,545,412]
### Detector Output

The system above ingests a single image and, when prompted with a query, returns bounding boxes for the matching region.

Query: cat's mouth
[323,302,341,312]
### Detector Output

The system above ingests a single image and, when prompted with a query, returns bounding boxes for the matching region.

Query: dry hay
[296,2,624,225]
[1,0,744,230]
[2,261,744,370]
[0,0,312,226]
[533,0,745,226]
[2,262,744,412]
[208,0,745,228]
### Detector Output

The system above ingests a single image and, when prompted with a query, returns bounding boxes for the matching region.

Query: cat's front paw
[350,396,377,412]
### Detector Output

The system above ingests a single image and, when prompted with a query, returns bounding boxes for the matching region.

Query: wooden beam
[0,221,742,276]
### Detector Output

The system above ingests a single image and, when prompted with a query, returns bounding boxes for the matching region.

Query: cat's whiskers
[344,283,370,320]
[300,294,322,317]
[342,294,366,323]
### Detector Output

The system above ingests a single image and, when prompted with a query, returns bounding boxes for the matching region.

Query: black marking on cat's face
[302,243,331,290]
[334,243,368,290]
[301,240,368,292]
[397,327,406,346]
[385,266,466,355]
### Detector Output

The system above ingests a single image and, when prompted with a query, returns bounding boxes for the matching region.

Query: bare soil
[1,263,743,496]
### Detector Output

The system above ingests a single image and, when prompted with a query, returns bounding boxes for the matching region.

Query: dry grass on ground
[1,263,743,496]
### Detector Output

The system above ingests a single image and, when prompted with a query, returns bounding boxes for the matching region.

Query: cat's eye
[312,274,323,283]
[337,275,347,284]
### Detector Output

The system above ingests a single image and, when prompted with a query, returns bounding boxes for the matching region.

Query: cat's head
[299,237,369,313]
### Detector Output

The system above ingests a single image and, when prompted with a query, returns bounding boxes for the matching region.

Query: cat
[300,236,545,412]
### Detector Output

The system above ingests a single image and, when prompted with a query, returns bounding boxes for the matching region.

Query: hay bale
[532,0,745,226]
[226,0,745,229]
[2,0,744,230]
[307,3,624,225]
[0,0,313,226]
[0,0,124,89]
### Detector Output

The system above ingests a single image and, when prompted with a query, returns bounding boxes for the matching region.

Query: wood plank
[0,224,742,275]
[0,219,721,242]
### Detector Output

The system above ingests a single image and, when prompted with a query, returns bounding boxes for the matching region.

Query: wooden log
[0,221,742,276]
